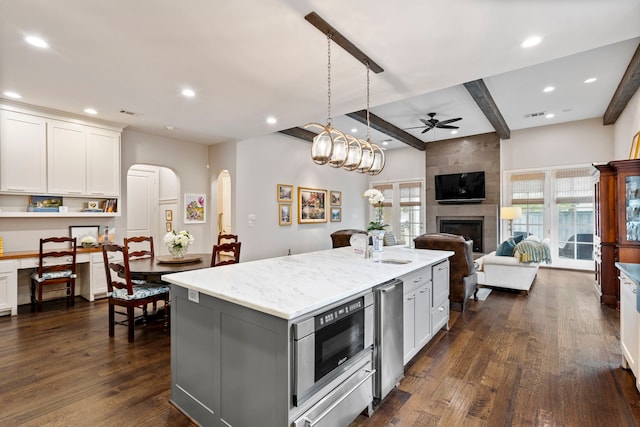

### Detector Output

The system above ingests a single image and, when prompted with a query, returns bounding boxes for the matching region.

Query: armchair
[330,229,368,248]
[413,233,477,311]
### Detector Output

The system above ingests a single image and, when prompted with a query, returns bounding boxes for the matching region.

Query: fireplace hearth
[439,219,483,252]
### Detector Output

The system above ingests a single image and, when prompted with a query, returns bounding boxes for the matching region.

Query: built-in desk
[0,247,108,316]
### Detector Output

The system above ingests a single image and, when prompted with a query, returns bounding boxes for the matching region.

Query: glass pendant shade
[342,134,363,171]
[356,140,374,174]
[327,128,348,168]
[367,144,386,175]
[306,122,346,165]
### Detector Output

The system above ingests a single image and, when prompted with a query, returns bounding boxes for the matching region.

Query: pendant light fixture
[305,34,348,167]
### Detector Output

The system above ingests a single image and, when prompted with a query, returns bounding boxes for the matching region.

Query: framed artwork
[298,187,327,224]
[279,204,292,225]
[165,209,173,221]
[166,222,173,232]
[277,184,293,202]
[69,225,99,244]
[330,207,342,222]
[630,131,640,160]
[330,191,342,206]
[184,193,206,223]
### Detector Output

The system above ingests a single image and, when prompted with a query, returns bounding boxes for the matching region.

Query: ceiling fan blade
[421,127,432,134]
[405,126,428,130]
[437,125,459,129]
[438,117,462,125]
[419,118,431,126]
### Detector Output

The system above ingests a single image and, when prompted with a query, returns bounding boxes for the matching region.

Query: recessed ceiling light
[543,86,555,93]
[266,116,277,125]
[451,130,458,135]
[25,36,49,49]
[181,88,195,97]
[84,108,97,115]
[166,125,175,131]
[584,77,597,84]
[521,36,542,48]
[382,140,389,146]
[545,113,555,119]
[3,91,22,99]
[351,128,358,133]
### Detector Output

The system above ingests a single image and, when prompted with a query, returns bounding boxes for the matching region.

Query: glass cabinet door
[626,176,640,241]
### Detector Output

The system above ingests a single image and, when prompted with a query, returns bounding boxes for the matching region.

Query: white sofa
[475,235,550,294]
[476,251,540,294]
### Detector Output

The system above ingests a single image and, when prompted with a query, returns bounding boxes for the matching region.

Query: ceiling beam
[279,127,317,142]
[304,12,384,74]
[347,110,425,151]
[603,42,640,125]
[463,79,510,140]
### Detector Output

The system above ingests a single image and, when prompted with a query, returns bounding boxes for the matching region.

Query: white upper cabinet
[86,127,120,197]
[0,111,47,193]
[47,119,87,195]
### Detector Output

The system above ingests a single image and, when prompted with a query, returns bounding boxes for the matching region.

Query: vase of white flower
[363,189,388,232]
[163,230,194,259]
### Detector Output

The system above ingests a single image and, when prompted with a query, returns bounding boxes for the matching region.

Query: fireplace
[439,219,483,252]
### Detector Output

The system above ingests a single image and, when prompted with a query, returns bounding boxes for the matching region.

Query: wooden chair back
[211,242,241,267]
[217,233,238,245]
[124,236,154,260]
[102,244,134,295]
[32,236,78,311]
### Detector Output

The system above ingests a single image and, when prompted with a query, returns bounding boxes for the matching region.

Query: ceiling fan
[405,112,463,134]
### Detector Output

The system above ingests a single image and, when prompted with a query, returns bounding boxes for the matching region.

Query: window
[505,166,595,269]
[373,180,424,246]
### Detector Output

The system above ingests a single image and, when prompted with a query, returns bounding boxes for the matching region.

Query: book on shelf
[102,199,118,213]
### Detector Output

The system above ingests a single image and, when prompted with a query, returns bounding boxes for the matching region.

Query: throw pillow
[512,233,525,244]
[383,232,397,246]
[496,238,517,256]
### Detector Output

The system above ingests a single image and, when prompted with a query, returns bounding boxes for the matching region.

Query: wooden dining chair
[30,237,78,312]
[217,233,238,245]
[102,244,170,343]
[124,235,154,260]
[211,242,241,267]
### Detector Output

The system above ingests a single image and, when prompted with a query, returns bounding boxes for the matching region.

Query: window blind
[554,167,594,204]
[510,172,545,204]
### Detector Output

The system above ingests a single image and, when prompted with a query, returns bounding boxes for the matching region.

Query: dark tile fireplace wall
[440,219,483,252]
[425,132,501,254]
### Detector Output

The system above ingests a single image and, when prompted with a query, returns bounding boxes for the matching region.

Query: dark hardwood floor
[0,268,638,426]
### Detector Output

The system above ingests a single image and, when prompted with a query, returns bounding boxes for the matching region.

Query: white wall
[371,145,425,183]
[222,133,370,261]
[118,129,211,253]
[501,118,615,172]
[613,88,640,160]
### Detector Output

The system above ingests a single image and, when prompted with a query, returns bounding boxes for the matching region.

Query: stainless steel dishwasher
[374,279,404,403]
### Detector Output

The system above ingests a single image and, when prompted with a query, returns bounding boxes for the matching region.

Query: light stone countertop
[162,246,453,320]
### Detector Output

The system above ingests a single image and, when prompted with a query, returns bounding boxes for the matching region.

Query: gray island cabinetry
[163,246,452,427]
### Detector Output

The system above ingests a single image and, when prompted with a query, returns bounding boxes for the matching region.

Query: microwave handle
[299,369,375,427]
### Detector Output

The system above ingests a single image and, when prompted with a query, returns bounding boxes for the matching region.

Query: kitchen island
[163,246,452,427]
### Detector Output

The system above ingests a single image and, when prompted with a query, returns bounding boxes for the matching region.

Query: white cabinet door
[415,283,432,350]
[0,260,18,316]
[403,291,416,364]
[47,119,86,195]
[0,111,47,193]
[621,273,638,375]
[87,127,120,196]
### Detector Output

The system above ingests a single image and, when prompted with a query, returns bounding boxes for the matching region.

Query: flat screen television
[435,171,486,204]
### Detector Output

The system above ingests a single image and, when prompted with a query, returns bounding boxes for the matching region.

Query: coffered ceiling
[1,1,639,150]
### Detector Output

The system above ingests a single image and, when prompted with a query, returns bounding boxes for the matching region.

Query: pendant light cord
[327,34,332,125]
[366,62,371,142]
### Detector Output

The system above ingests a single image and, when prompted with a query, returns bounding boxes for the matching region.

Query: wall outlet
[188,289,199,303]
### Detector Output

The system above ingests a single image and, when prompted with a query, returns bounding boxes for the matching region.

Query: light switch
[188,289,199,303]
[248,214,256,221]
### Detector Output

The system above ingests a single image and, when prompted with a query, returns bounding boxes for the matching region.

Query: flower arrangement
[80,235,97,248]
[163,230,194,258]
[363,189,388,231]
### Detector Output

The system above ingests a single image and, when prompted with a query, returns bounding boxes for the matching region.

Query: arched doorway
[127,164,178,255]
[217,170,232,235]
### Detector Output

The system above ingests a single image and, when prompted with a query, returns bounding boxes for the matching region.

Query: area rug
[475,287,492,301]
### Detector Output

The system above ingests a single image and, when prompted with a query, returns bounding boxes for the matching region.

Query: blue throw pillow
[512,233,525,244]
[496,238,516,256]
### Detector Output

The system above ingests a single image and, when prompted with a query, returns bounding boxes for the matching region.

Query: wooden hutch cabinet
[594,159,640,306]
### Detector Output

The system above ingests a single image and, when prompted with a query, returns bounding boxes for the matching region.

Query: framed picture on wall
[277,184,293,202]
[330,191,341,206]
[184,194,206,223]
[330,207,342,222]
[298,187,327,224]
[165,209,173,221]
[279,204,292,225]
[69,225,99,246]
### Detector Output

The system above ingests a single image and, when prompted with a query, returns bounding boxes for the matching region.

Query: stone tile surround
[425,132,501,254]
